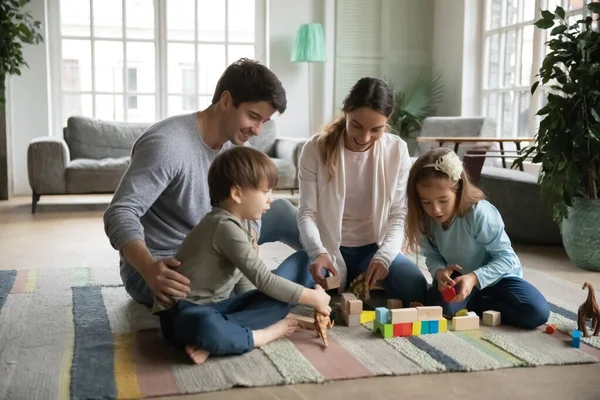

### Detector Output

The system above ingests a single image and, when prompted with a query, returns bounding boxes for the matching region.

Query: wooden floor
[1,194,600,400]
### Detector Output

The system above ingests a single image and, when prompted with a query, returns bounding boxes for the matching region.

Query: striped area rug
[0,266,599,400]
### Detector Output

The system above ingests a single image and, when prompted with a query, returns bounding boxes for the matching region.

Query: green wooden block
[383,323,394,338]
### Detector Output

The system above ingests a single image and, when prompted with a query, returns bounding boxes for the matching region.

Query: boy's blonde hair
[404,148,484,253]
[208,146,278,206]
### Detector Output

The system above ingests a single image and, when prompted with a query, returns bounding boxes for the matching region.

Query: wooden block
[411,321,422,336]
[289,314,314,329]
[347,299,363,315]
[483,310,501,326]
[455,309,469,317]
[373,320,393,338]
[390,308,418,324]
[545,324,557,334]
[452,315,480,331]
[467,311,478,318]
[417,306,443,321]
[340,293,357,313]
[429,320,439,334]
[375,307,390,324]
[572,330,582,348]
[393,323,412,337]
[325,275,341,290]
[343,311,361,327]
[421,321,430,334]
[360,310,376,324]
[387,299,403,309]
[439,318,448,333]
[442,287,456,302]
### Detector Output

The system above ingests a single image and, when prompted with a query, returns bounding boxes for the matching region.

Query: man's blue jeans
[120,199,303,306]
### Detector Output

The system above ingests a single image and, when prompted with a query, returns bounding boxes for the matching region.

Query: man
[104,58,302,307]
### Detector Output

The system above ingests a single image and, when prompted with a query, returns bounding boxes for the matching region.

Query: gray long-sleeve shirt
[104,113,250,264]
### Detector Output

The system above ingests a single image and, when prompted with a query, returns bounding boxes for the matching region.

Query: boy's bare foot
[253,318,298,347]
[185,345,210,364]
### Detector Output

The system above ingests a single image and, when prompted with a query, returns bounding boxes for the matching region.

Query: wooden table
[416,136,535,169]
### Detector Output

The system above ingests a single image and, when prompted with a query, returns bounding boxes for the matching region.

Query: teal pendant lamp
[291,23,326,134]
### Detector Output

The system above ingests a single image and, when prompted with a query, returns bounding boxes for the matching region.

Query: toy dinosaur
[347,273,383,301]
[313,310,334,348]
[578,282,600,337]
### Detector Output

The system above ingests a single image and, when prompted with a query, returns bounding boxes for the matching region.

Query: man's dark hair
[208,146,278,207]
[212,58,287,114]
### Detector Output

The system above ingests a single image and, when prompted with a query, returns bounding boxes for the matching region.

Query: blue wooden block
[375,307,390,324]
[429,320,439,334]
[572,330,582,348]
[421,320,430,334]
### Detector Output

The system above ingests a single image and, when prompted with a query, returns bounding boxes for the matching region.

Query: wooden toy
[347,299,363,315]
[343,312,361,327]
[442,287,456,302]
[417,306,443,321]
[390,308,418,324]
[452,314,479,331]
[545,324,557,334]
[578,282,600,337]
[387,299,403,309]
[325,275,341,290]
[360,310,376,323]
[572,330,582,348]
[375,307,390,324]
[314,310,334,347]
[483,310,501,326]
[455,309,469,317]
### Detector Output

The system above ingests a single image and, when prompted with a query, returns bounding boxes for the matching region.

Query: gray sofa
[27,116,306,213]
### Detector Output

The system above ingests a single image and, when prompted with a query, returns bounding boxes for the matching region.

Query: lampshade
[291,23,326,63]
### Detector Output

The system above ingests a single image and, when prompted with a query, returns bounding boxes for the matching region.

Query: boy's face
[238,180,274,220]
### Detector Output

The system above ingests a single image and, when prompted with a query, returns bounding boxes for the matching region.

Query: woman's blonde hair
[316,77,394,179]
[404,147,485,253]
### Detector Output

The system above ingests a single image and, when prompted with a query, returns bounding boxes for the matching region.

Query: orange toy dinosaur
[314,310,334,348]
[578,282,600,337]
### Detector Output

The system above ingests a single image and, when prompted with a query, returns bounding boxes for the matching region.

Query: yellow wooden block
[360,310,376,323]
[456,309,469,317]
[439,318,448,333]
[412,321,422,335]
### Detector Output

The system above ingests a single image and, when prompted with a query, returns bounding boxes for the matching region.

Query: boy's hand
[434,264,462,292]
[310,253,337,288]
[451,272,479,303]
[141,258,191,305]
[251,229,259,255]
[313,284,332,315]
[365,259,388,288]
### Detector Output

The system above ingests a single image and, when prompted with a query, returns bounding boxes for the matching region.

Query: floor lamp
[291,23,326,135]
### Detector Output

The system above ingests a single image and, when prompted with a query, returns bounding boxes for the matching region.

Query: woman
[296,77,427,305]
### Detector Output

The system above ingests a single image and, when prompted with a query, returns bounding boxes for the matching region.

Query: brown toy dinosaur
[347,273,384,301]
[313,310,334,348]
[578,282,600,337]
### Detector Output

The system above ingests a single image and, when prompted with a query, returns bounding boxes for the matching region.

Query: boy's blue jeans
[339,243,428,305]
[158,250,314,356]
[120,199,302,307]
[425,271,550,329]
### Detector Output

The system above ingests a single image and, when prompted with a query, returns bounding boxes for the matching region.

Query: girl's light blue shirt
[420,200,523,289]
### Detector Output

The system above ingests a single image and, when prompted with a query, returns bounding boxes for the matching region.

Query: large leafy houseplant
[0,0,43,200]
[514,2,600,222]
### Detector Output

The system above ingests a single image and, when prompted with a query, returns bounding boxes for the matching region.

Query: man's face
[220,95,276,146]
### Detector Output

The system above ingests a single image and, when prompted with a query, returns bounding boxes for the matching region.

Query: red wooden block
[393,323,412,337]
[442,287,456,302]
[545,324,557,334]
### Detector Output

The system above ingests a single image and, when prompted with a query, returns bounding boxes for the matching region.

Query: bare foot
[253,318,298,347]
[185,345,210,364]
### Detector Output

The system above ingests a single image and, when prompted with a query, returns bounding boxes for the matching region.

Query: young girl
[405,148,549,329]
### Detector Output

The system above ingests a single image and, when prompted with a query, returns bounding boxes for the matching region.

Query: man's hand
[309,253,337,288]
[141,258,191,305]
[365,259,389,289]
[451,272,479,303]
[434,264,462,292]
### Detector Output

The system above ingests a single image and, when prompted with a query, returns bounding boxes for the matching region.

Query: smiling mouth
[354,137,369,146]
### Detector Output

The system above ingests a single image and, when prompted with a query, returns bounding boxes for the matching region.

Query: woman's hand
[451,272,479,303]
[434,264,462,292]
[365,259,389,289]
[309,253,337,288]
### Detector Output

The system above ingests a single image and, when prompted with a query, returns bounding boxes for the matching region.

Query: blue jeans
[120,198,303,306]
[425,271,550,329]
[339,243,428,305]
[158,251,313,356]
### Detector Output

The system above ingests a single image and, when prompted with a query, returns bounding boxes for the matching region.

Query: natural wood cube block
[390,308,418,324]
[347,299,363,315]
[340,293,357,313]
[325,275,341,290]
[483,310,501,326]
[343,311,361,327]
[387,299,403,309]
[452,315,480,331]
[417,306,443,321]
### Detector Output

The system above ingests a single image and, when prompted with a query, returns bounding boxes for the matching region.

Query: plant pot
[561,197,600,271]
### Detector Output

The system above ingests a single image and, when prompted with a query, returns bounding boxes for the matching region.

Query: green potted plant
[0,0,43,200]
[388,68,444,156]
[514,2,600,271]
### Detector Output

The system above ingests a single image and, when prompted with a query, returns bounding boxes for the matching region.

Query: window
[55,0,264,126]
[481,0,594,137]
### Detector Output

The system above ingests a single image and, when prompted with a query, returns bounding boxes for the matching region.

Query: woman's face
[344,107,388,152]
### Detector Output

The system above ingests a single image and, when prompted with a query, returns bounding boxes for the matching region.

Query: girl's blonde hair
[316,77,394,179]
[404,147,485,253]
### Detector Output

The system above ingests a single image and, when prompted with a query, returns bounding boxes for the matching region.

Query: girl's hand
[309,253,337,288]
[451,272,479,303]
[434,264,462,292]
[365,259,389,288]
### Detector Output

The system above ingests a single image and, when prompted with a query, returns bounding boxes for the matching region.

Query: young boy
[153,146,331,364]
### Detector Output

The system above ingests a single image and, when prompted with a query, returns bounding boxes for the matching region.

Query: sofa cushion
[66,157,130,194]
[271,158,296,189]
[65,116,150,160]
[249,119,277,155]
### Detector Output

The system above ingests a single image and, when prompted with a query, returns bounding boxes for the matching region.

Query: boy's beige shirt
[152,207,303,313]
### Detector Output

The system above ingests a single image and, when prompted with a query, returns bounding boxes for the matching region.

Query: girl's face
[343,107,388,152]
[416,178,458,228]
